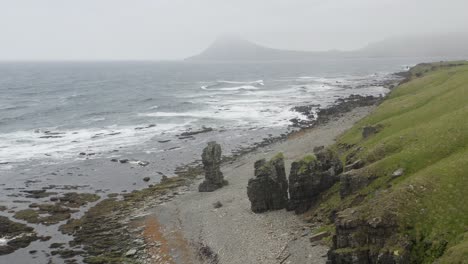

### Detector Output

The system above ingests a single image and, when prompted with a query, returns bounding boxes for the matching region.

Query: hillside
[302,61,468,263]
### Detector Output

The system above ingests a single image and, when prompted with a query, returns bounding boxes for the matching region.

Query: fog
[1,0,468,60]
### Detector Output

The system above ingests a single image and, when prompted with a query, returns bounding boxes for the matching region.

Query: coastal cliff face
[288,148,342,214]
[247,153,289,213]
[298,61,468,264]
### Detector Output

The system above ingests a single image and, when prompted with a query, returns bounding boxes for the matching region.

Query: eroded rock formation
[288,148,343,214]
[198,141,228,192]
[327,208,410,264]
[247,153,288,213]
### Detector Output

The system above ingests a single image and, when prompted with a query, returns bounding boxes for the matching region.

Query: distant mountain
[357,33,468,57]
[186,33,468,61]
[185,36,342,61]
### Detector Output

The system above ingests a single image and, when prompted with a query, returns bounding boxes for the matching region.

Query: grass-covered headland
[307,61,468,263]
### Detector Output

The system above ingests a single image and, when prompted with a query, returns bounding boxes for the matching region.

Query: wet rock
[110,158,118,162]
[50,242,65,249]
[58,192,100,208]
[247,153,288,213]
[0,216,38,255]
[119,159,129,164]
[39,236,51,241]
[288,148,342,214]
[135,124,156,130]
[14,203,75,225]
[143,177,150,182]
[22,189,57,199]
[198,142,228,192]
[213,201,223,208]
[339,170,377,199]
[180,126,213,137]
[51,249,83,259]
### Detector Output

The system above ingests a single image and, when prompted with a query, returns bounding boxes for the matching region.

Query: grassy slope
[312,61,468,263]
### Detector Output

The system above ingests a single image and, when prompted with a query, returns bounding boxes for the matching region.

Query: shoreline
[0,75,402,263]
[137,105,378,264]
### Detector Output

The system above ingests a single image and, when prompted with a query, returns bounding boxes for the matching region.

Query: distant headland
[186,33,468,61]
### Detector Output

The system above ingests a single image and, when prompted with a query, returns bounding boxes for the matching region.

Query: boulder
[198,142,228,192]
[288,148,343,214]
[392,168,405,178]
[247,153,288,213]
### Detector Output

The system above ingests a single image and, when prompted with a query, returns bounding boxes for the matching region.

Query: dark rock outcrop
[291,95,383,128]
[198,142,228,192]
[288,148,343,214]
[339,170,377,199]
[327,208,410,264]
[247,154,288,213]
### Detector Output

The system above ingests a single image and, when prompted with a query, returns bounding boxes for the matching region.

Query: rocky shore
[143,105,377,264]
[0,74,402,263]
[0,100,386,264]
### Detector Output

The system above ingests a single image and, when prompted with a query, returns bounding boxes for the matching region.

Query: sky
[0,0,467,60]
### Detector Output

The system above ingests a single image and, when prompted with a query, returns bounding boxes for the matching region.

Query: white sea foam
[201,85,261,91]
[0,123,187,166]
[200,80,264,91]
[217,80,264,85]
[0,237,9,246]
[0,70,396,169]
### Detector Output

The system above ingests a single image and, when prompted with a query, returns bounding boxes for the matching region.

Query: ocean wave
[0,123,186,166]
[200,79,264,91]
[217,80,264,85]
[201,85,261,91]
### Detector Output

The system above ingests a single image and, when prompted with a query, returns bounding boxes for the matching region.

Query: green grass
[312,61,468,263]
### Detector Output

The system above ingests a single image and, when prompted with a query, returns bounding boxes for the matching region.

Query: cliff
[300,61,468,263]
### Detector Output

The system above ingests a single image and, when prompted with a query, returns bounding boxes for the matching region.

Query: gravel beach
[142,106,376,264]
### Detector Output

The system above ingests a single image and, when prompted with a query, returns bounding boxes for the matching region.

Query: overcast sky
[1,0,467,60]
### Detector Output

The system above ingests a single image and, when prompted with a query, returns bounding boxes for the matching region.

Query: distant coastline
[187,34,468,61]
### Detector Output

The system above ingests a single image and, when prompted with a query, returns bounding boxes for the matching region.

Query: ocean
[0,58,418,171]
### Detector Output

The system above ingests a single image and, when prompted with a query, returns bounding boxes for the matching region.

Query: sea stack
[198,141,228,192]
[247,153,289,213]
